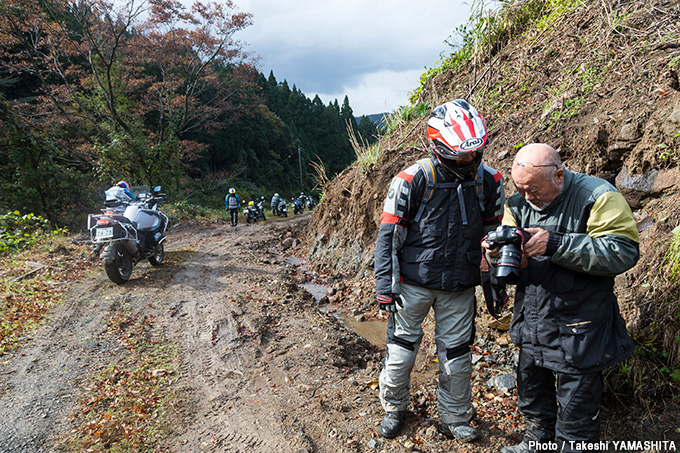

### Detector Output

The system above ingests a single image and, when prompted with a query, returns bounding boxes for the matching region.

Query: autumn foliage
[0,0,256,221]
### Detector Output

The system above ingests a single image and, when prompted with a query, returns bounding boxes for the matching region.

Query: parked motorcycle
[244,201,259,223]
[88,185,168,284]
[256,199,267,221]
[278,199,288,217]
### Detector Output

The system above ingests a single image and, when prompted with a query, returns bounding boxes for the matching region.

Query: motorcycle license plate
[96,227,114,239]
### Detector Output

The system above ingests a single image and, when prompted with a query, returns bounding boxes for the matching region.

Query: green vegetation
[0,1,377,228]
[410,0,579,104]
[164,201,229,223]
[0,211,67,254]
[663,225,680,282]
[381,103,430,136]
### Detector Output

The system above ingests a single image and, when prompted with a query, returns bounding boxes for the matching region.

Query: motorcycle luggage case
[124,206,163,231]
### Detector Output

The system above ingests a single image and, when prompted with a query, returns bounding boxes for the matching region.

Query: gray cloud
[235,0,473,114]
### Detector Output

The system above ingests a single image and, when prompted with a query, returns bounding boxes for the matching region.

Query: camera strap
[480,253,510,324]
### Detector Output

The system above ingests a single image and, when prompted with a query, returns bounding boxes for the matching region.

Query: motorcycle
[277,199,288,217]
[307,197,316,210]
[244,202,259,223]
[88,185,168,284]
[256,200,267,221]
[293,198,305,215]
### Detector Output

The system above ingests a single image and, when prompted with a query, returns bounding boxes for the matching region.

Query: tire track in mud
[155,220,304,452]
[0,214,349,453]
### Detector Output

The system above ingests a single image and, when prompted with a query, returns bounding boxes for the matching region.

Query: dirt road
[0,215,523,452]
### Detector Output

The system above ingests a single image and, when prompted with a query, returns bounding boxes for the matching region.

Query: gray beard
[529,200,552,211]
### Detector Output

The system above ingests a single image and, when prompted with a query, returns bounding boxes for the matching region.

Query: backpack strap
[460,162,486,211]
[414,158,486,224]
[414,158,436,223]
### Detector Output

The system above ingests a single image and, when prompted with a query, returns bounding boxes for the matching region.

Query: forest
[0,0,379,228]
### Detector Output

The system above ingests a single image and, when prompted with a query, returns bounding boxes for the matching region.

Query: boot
[501,441,536,453]
[441,422,480,443]
[379,411,406,439]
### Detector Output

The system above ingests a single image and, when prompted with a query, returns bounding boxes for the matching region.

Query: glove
[491,284,510,318]
[377,293,404,313]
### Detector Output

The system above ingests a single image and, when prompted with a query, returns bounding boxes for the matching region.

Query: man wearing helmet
[271,193,282,216]
[225,187,240,227]
[374,100,505,442]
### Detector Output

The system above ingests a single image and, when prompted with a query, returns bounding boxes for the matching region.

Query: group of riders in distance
[225,188,316,226]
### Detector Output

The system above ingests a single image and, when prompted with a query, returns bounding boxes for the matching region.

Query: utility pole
[298,145,304,194]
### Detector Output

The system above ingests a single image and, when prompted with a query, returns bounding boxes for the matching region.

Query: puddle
[300,282,327,301]
[284,255,308,271]
[341,314,387,347]
[289,254,438,384]
[296,260,438,382]
[291,258,388,347]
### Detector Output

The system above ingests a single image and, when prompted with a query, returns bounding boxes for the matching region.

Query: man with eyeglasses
[374,100,505,442]
[483,143,639,453]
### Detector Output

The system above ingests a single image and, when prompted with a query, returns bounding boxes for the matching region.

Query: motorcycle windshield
[130,185,151,198]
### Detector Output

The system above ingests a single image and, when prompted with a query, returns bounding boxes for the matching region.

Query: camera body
[486,225,532,284]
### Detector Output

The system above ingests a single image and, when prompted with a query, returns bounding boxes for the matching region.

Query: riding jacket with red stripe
[374,157,505,296]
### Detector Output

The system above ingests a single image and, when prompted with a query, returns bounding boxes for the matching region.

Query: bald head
[514,144,562,173]
[511,143,565,209]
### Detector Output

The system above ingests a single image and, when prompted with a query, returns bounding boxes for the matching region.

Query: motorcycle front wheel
[149,242,164,266]
[102,243,133,284]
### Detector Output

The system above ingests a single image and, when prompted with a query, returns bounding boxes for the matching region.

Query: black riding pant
[229,208,239,226]
[517,348,603,453]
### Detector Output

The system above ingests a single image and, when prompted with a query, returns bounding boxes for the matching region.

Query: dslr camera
[486,225,532,284]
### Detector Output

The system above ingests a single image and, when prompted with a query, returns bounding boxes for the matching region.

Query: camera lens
[495,244,522,284]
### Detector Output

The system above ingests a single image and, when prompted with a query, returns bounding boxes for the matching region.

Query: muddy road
[0,215,525,452]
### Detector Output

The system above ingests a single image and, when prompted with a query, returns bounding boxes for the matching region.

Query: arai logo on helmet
[459,137,484,151]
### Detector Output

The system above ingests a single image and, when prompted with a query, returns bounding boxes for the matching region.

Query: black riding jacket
[374,157,505,295]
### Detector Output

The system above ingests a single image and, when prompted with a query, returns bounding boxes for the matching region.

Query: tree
[0,0,254,187]
[357,115,378,145]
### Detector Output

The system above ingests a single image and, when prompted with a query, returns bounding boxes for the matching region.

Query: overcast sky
[234,0,474,117]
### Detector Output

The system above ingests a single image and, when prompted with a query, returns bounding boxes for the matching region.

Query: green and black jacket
[504,169,639,373]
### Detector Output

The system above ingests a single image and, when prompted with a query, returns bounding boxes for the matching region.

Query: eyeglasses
[512,161,558,172]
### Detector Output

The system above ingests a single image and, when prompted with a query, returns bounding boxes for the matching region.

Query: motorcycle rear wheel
[149,242,164,266]
[102,244,133,284]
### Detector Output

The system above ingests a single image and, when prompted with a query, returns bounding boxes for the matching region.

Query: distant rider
[271,193,282,216]
[225,188,240,227]
[258,197,267,220]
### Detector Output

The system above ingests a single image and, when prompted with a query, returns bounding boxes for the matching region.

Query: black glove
[377,293,404,313]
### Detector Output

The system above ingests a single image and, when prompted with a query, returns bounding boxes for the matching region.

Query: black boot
[441,422,480,442]
[379,411,406,439]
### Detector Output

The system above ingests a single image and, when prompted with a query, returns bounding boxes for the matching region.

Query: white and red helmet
[426,99,487,179]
